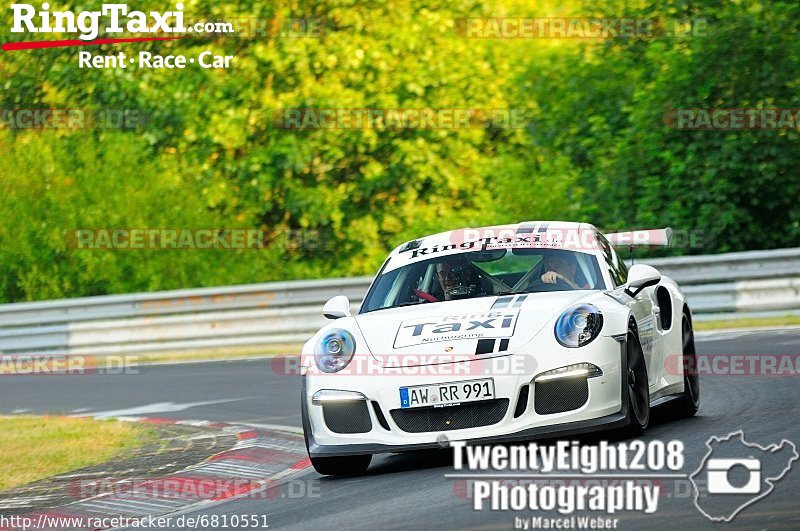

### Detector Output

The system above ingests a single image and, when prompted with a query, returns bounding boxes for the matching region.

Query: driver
[540,253,584,288]
[436,256,483,300]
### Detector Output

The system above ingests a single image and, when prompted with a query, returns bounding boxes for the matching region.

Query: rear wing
[605,228,672,247]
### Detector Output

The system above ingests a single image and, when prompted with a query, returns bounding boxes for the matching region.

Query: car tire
[310,454,372,476]
[671,311,700,417]
[623,328,650,435]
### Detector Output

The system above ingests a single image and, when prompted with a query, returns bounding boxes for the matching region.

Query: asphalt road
[1,328,798,530]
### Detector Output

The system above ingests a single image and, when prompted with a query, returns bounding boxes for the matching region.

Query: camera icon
[707,458,761,494]
[691,431,798,522]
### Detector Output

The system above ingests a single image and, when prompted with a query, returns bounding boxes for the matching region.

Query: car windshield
[360,248,606,313]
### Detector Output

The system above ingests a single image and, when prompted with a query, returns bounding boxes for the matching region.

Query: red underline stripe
[2,36,186,51]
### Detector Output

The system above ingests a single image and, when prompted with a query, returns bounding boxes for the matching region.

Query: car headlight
[534,363,603,382]
[554,304,603,348]
[315,329,356,373]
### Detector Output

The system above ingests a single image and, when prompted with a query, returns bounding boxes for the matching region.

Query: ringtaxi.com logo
[4,3,238,68]
[9,2,230,41]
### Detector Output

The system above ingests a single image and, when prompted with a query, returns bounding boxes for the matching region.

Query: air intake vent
[322,401,372,434]
[534,377,589,415]
[390,399,509,433]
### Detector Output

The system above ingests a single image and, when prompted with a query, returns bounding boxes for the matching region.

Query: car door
[596,233,658,388]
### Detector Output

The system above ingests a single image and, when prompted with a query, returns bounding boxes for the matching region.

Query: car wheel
[624,329,650,435]
[672,312,700,417]
[310,454,372,476]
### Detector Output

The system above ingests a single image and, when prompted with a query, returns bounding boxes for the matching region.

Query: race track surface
[1,328,798,530]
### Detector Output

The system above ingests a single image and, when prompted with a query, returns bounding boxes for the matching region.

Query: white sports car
[300,222,699,475]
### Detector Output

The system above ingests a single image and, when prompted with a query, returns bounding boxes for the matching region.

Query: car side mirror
[323,295,351,319]
[625,264,661,298]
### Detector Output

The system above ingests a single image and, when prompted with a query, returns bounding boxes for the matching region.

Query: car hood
[354,291,589,367]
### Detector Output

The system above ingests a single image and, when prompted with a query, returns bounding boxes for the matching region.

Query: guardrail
[639,247,800,316]
[1,248,798,356]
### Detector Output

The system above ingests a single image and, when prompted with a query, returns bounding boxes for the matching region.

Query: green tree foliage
[0,132,295,301]
[0,0,797,302]
[527,0,800,251]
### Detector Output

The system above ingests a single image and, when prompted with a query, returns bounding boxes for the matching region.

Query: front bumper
[302,336,629,457]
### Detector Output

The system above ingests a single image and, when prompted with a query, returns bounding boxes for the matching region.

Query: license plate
[399,378,495,409]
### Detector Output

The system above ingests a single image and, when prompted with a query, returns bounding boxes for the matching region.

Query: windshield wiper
[497,290,529,296]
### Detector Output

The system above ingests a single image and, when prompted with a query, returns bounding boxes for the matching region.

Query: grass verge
[0,416,156,491]
[695,314,800,331]
[136,343,302,364]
